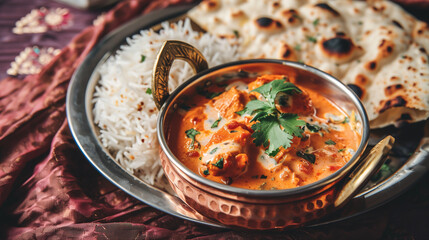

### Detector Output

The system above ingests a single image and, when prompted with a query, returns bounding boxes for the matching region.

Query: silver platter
[66,4,429,229]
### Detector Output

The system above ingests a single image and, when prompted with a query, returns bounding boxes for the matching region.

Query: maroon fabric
[0,0,428,239]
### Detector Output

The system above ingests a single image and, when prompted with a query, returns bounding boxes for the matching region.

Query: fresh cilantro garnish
[185,128,200,149]
[140,55,146,63]
[260,175,267,179]
[212,158,224,169]
[325,140,336,145]
[296,150,316,164]
[199,157,202,160]
[313,18,320,26]
[306,122,321,132]
[230,130,237,133]
[211,117,222,128]
[233,30,239,38]
[238,79,305,156]
[342,117,350,123]
[306,36,317,43]
[145,88,152,94]
[294,44,301,51]
[203,169,209,175]
[338,148,346,152]
[210,147,218,154]
[196,86,222,99]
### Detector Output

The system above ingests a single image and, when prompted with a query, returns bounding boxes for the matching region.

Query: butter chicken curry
[167,74,361,190]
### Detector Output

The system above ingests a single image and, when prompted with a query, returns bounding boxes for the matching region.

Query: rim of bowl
[157,59,369,198]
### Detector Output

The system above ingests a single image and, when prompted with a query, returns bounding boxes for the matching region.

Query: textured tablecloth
[0,0,428,239]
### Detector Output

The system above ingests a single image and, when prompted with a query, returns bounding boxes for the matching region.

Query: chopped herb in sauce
[296,150,316,164]
[199,157,202,160]
[140,55,146,63]
[260,174,267,179]
[342,117,350,123]
[306,122,321,132]
[212,158,224,169]
[251,175,259,179]
[325,140,336,145]
[230,130,238,133]
[306,36,317,43]
[210,147,218,154]
[338,148,346,152]
[185,128,200,149]
[145,88,152,94]
[211,117,222,128]
[294,44,301,51]
[313,18,320,26]
[203,169,209,175]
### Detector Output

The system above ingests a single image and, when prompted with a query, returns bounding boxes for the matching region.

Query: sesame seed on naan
[188,0,429,128]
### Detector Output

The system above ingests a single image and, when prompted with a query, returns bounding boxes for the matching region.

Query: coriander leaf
[260,175,267,179]
[251,115,294,156]
[313,18,320,26]
[203,169,209,175]
[212,158,224,169]
[185,128,200,149]
[325,139,336,145]
[140,55,146,63]
[146,88,152,94]
[342,117,350,123]
[211,117,222,128]
[278,113,305,138]
[306,122,321,132]
[240,100,273,116]
[306,36,317,43]
[338,148,346,152]
[235,108,247,116]
[296,150,316,164]
[294,44,301,51]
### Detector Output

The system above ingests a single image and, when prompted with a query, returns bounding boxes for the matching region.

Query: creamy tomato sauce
[167,74,361,190]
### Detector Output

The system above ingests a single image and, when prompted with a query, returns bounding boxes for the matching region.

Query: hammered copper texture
[160,151,338,230]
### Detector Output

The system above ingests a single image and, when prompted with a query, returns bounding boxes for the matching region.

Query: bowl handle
[152,40,209,109]
[335,135,395,208]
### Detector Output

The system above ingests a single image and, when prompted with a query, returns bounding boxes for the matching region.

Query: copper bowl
[153,41,394,230]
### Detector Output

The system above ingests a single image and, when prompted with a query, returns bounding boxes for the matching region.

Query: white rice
[92,19,240,190]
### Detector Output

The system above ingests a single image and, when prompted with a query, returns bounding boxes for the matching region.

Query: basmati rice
[93,18,240,190]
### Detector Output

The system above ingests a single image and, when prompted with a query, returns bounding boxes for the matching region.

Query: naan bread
[188,0,429,128]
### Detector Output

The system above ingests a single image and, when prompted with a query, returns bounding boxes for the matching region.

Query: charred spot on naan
[355,74,370,86]
[254,17,284,33]
[201,0,220,12]
[279,43,298,61]
[384,84,404,96]
[378,96,407,114]
[319,36,360,63]
[281,9,302,26]
[392,20,404,30]
[314,3,340,17]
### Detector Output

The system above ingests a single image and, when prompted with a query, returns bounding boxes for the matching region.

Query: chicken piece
[201,121,252,179]
[276,90,314,116]
[212,87,249,119]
